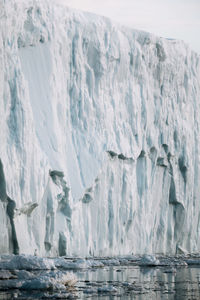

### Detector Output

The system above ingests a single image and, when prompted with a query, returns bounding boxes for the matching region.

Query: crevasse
[0,0,200,256]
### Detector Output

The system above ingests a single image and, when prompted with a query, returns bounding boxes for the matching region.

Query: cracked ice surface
[0,0,200,256]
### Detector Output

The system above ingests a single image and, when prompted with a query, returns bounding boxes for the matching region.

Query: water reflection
[76,265,200,299]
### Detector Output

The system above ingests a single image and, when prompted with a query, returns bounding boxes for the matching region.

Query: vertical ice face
[0,1,200,256]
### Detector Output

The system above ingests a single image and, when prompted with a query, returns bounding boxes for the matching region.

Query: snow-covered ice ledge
[0,0,200,256]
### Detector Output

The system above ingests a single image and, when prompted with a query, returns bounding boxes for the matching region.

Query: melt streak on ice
[0,0,200,256]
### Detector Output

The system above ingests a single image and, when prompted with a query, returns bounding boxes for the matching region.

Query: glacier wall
[1,0,200,256]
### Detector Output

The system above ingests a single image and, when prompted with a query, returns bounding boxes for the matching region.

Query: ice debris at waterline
[1,0,200,257]
[0,255,77,298]
[1,254,200,299]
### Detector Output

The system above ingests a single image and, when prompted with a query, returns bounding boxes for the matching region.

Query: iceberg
[0,0,200,256]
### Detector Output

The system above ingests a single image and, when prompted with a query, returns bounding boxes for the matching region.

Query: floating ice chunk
[101,259,120,266]
[21,271,77,291]
[0,270,16,280]
[84,260,104,268]
[0,268,76,292]
[0,279,24,290]
[140,255,160,266]
[0,255,55,270]
[21,277,66,290]
[54,258,88,269]
[14,270,35,280]
[185,259,200,265]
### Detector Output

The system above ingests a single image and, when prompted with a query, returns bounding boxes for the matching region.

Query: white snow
[0,0,200,256]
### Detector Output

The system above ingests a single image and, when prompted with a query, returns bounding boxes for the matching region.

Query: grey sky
[58,0,200,54]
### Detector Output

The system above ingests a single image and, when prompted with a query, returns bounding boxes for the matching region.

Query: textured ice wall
[1,0,200,256]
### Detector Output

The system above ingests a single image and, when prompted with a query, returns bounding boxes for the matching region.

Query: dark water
[1,264,200,299]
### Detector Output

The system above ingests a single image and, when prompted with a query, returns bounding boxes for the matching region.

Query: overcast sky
[57,0,200,54]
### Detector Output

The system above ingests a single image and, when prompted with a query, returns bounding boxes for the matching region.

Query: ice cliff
[1,0,200,257]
